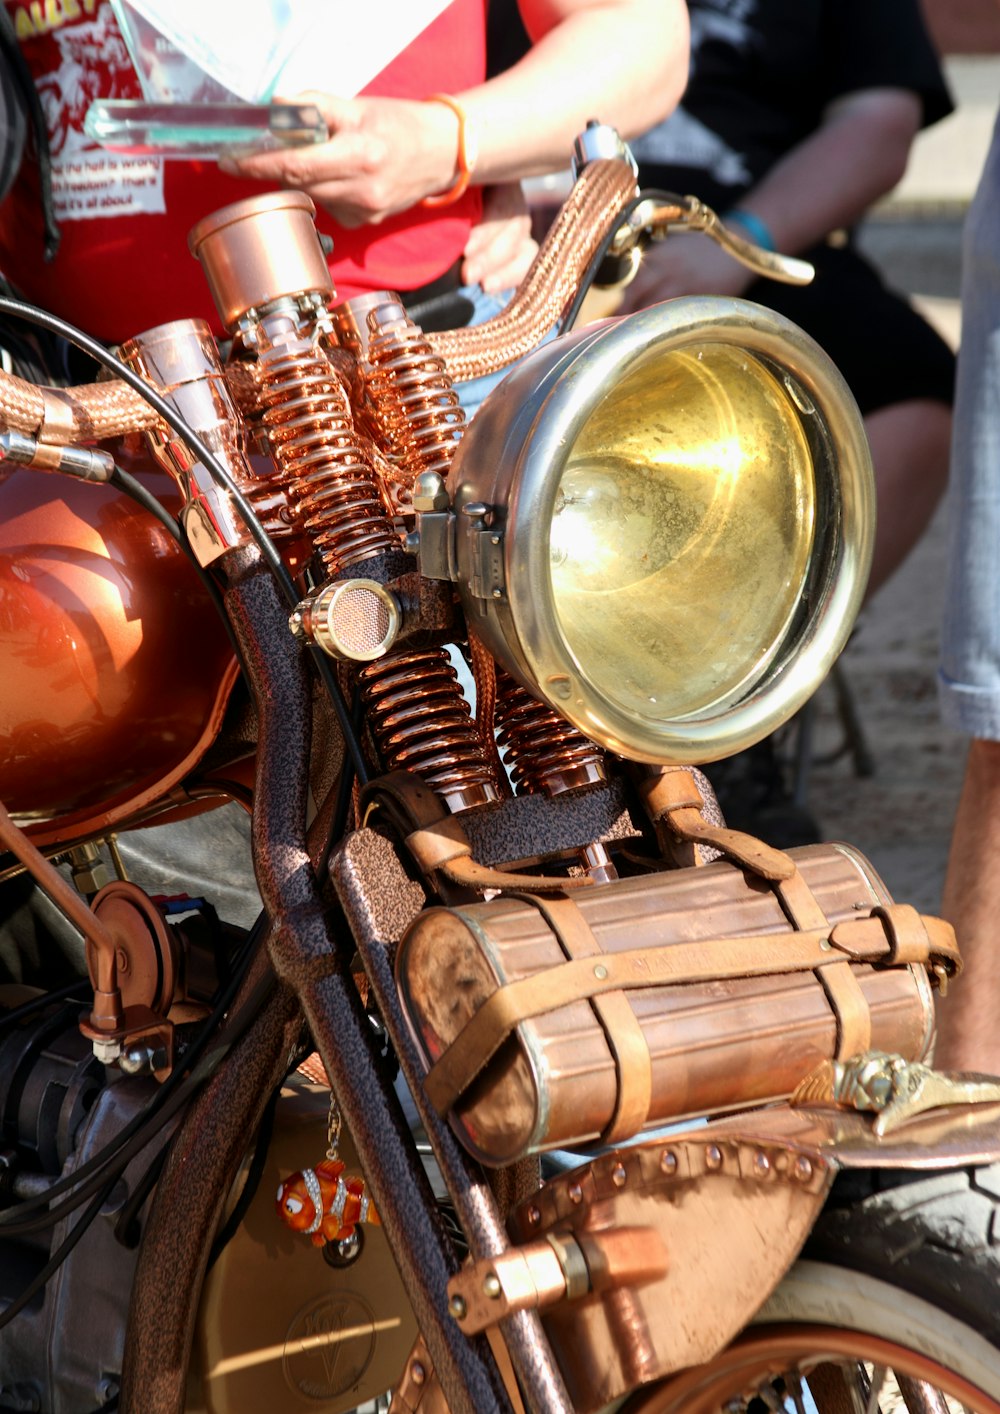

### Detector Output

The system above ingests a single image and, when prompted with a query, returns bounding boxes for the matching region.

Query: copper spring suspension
[495,670,607,797]
[363,300,465,508]
[333,294,499,809]
[256,340,397,576]
[358,647,498,811]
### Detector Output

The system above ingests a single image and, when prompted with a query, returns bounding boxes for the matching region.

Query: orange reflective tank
[0,454,238,848]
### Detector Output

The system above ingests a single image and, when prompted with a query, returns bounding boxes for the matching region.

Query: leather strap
[869,903,942,966]
[777,864,872,1059]
[639,768,796,881]
[361,770,593,893]
[774,868,830,931]
[519,894,652,1144]
[422,907,952,1116]
[815,962,872,1058]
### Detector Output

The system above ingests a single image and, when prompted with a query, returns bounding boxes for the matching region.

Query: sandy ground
[800,215,967,917]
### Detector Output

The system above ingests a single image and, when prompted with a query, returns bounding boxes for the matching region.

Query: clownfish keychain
[276,1091,381,1248]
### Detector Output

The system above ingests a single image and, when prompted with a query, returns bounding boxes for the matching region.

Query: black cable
[0,295,298,607]
[0,965,275,1240]
[205,1082,281,1270]
[0,296,370,795]
[310,649,370,786]
[0,977,89,1034]
[561,187,682,334]
[0,1175,118,1333]
[320,684,364,877]
[109,463,245,671]
[0,916,270,1236]
[111,1143,169,1251]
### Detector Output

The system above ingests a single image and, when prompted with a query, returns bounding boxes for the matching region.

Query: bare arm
[220,0,688,227]
[719,88,922,257]
[619,87,923,310]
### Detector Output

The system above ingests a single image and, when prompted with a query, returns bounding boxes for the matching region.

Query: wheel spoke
[863,1362,888,1414]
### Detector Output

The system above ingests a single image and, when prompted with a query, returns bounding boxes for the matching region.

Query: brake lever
[611,192,815,287]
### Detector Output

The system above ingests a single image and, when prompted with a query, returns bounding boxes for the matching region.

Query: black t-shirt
[633,0,954,212]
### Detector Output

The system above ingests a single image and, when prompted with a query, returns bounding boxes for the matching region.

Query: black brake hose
[109,463,245,669]
[0,977,90,1034]
[0,1175,118,1333]
[0,296,369,782]
[561,187,682,334]
[0,965,276,1240]
[204,1081,281,1270]
[0,917,271,1237]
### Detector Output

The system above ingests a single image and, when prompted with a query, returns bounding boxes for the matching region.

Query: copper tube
[494,671,607,797]
[330,291,390,368]
[119,319,256,562]
[358,647,499,812]
[428,158,638,382]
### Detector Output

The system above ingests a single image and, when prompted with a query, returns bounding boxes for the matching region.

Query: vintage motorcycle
[0,126,999,1414]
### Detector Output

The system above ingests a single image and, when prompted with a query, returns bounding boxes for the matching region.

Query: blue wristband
[725,209,776,253]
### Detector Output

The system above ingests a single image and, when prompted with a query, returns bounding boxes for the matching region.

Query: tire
[622,1162,1000,1412]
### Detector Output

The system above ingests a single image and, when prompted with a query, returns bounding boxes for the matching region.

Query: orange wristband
[420,93,478,209]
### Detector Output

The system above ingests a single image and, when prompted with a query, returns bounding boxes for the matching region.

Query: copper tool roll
[396,843,955,1166]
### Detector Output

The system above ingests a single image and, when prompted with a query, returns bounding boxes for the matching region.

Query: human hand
[461,183,538,293]
[616,231,754,314]
[218,90,462,227]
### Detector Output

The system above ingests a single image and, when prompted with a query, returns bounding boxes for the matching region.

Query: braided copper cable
[364,301,465,508]
[427,158,638,383]
[494,669,606,797]
[358,647,498,808]
[0,157,636,444]
[255,341,398,576]
[0,368,161,444]
[468,631,512,798]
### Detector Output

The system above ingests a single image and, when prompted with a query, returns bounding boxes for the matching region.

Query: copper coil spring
[495,672,606,797]
[365,316,465,504]
[358,646,497,800]
[257,345,398,575]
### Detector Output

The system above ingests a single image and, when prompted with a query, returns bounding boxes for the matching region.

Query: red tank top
[0,0,485,343]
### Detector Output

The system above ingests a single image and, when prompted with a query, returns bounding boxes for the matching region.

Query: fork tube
[224,546,511,1414]
[352,924,577,1414]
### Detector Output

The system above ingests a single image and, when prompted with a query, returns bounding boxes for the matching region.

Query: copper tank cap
[188,190,333,331]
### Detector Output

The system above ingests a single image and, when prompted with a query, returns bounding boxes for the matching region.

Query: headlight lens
[448,296,874,764]
[549,341,815,724]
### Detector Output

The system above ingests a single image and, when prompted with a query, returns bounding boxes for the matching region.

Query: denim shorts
[453,282,517,421]
[938,112,1000,739]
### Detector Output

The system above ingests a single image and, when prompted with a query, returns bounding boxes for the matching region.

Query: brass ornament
[792,1050,1000,1137]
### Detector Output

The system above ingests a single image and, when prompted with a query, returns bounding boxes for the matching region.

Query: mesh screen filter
[329,584,393,657]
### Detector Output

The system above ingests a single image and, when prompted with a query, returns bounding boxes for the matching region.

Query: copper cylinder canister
[119,318,257,564]
[396,843,936,1166]
[188,191,333,332]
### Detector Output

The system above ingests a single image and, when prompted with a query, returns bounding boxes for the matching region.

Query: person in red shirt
[0,0,688,345]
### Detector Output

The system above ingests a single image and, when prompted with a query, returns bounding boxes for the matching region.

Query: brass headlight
[449,296,874,764]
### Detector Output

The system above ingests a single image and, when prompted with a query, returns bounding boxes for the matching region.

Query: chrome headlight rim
[459,296,875,765]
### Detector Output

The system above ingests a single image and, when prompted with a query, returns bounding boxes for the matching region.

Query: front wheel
[624,1162,1000,1413]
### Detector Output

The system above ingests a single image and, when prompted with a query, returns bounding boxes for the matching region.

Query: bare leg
[863,398,951,600]
[936,738,1000,1073]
